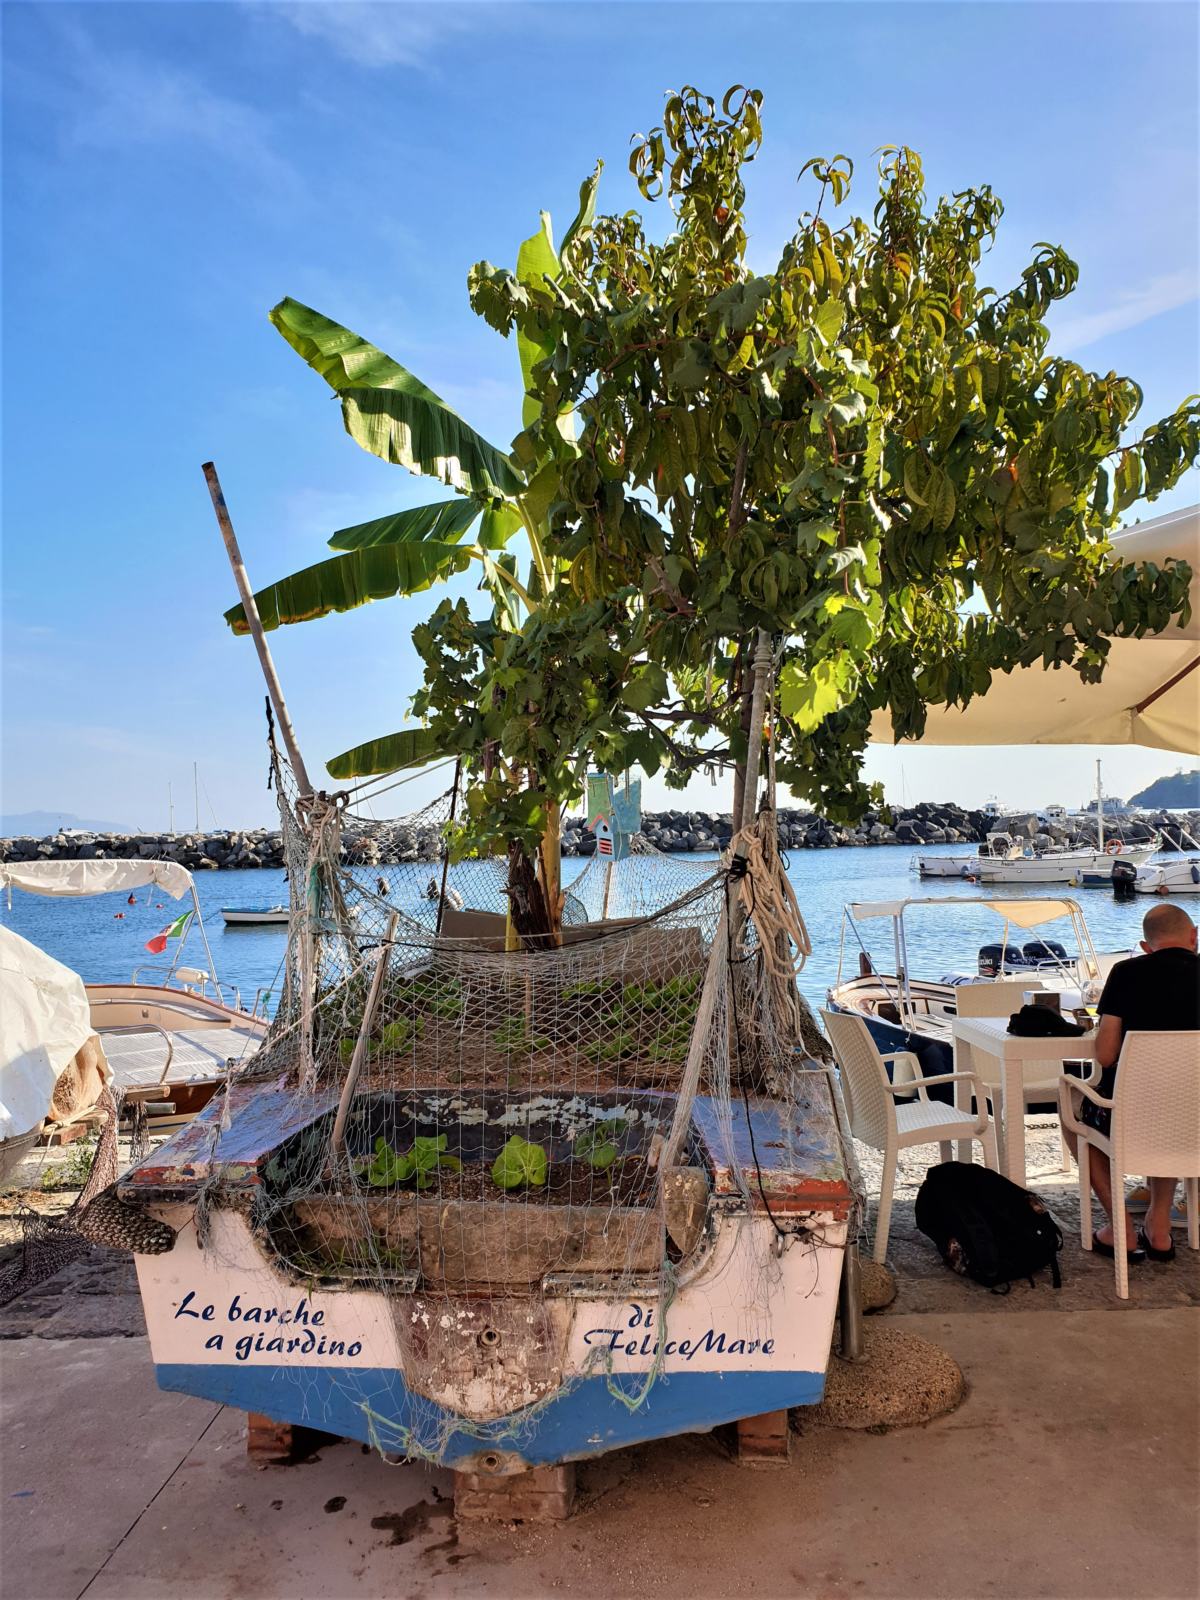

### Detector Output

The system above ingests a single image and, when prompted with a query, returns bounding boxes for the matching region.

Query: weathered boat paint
[123,1078,851,1466]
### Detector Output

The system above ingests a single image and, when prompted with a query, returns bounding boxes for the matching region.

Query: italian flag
[145,911,192,955]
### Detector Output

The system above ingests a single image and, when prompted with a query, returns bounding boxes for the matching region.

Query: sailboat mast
[168,781,174,835]
[1096,758,1104,853]
[193,762,200,832]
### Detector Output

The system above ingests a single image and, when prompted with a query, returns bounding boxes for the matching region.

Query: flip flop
[1091,1238,1146,1263]
[1137,1229,1176,1263]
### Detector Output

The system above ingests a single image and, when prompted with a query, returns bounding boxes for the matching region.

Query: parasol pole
[202,461,314,800]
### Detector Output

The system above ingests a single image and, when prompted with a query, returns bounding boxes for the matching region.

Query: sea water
[0,843,1166,1016]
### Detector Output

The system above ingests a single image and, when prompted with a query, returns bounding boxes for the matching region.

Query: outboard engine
[1112,859,1139,901]
[1023,939,1069,965]
[978,942,1029,977]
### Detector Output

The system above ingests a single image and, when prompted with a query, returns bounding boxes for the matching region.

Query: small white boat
[0,860,269,1126]
[221,905,289,926]
[975,839,1158,884]
[913,831,1025,879]
[1131,858,1200,896]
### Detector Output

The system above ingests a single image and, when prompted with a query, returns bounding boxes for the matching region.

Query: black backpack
[914,1161,1063,1291]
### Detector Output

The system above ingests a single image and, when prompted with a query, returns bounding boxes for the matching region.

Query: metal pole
[202,461,314,798]
[837,1241,867,1362]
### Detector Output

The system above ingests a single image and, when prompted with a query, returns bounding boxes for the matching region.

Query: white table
[950,1014,1099,1188]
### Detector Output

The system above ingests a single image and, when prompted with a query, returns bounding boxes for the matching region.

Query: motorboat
[221,905,289,926]
[0,860,269,1125]
[974,762,1158,884]
[826,895,1116,1094]
[0,926,111,1186]
[913,831,1022,880]
[915,830,1158,885]
[1130,857,1200,896]
[974,838,1158,885]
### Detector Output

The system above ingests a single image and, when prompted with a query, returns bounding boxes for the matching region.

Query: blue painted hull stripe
[156,1364,826,1464]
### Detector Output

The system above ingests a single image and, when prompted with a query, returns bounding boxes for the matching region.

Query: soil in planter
[359,1156,656,1210]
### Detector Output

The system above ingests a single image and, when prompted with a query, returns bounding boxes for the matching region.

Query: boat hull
[1133,860,1200,895]
[977,846,1156,884]
[914,856,975,879]
[134,1202,844,1466]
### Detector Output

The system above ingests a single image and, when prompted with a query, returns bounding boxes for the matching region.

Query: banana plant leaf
[224,541,471,635]
[270,298,523,499]
[327,727,443,781]
[515,162,601,434]
[328,498,482,552]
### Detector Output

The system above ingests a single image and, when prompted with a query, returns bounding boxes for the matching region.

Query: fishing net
[0,1086,132,1308]
[157,731,861,1463]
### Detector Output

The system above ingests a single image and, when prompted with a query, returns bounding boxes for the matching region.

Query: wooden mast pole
[202,461,314,799]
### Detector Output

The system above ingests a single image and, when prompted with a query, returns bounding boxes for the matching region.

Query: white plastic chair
[1059,1031,1200,1299]
[822,1009,999,1263]
[953,981,1095,1173]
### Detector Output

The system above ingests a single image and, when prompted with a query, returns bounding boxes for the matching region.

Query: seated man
[1073,902,1199,1262]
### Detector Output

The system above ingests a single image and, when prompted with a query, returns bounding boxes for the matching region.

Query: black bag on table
[1006,1005,1087,1038]
[914,1160,1063,1291]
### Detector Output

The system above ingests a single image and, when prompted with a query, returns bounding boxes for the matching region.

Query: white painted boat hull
[134,1202,846,1466]
[1132,860,1200,896]
[977,846,1157,884]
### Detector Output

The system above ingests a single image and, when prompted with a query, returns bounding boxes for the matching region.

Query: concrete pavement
[2,1307,1196,1600]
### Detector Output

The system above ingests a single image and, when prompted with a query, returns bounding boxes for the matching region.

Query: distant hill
[0,809,138,837]
[1129,771,1200,810]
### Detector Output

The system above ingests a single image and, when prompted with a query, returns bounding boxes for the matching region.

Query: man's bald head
[1141,902,1198,951]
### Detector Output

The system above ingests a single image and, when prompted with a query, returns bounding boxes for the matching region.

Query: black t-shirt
[1097,946,1200,1035]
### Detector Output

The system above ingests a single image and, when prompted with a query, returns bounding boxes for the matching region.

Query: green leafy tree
[228,85,1196,942]
[461,86,1195,839]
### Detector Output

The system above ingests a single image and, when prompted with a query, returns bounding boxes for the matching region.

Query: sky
[2,0,1198,833]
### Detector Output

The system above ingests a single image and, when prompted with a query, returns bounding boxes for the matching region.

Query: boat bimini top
[0,859,195,900]
[0,858,223,994]
[845,895,1087,930]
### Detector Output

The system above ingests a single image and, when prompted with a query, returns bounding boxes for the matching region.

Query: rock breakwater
[2,803,1192,870]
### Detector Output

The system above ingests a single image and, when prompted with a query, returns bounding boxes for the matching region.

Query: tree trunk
[505,842,557,949]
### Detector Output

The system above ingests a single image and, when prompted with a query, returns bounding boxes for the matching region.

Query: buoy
[113,913,124,919]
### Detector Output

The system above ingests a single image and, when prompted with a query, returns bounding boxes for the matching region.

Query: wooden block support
[454,1462,576,1522]
[732,1408,791,1466]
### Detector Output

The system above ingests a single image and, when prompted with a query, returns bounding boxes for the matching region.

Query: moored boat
[827,894,1116,1093]
[0,860,269,1123]
[1131,857,1200,896]
[221,905,289,926]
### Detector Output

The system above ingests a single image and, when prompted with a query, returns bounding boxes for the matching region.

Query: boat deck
[99,1024,264,1096]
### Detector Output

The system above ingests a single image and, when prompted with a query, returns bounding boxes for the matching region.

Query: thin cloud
[265,1,471,69]
[39,19,299,196]
[1051,270,1197,353]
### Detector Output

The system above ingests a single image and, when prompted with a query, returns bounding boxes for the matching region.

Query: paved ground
[1,1124,1197,1600]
